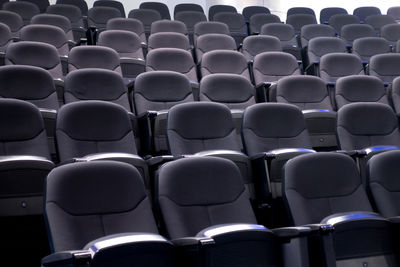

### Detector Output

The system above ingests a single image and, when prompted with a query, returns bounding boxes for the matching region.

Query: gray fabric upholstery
[242,6,270,23]
[328,14,360,33]
[88,6,121,32]
[56,101,137,161]
[287,7,316,17]
[199,73,255,109]
[0,65,58,110]
[319,53,364,83]
[253,51,300,84]
[148,32,190,51]
[286,14,317,34]
[98,30,144,59]
[201,50,250,81]
[369,53,400,83]
[276,75,332,110]
[260,23,298,49]
[388,6,400,21]
[365,15,396,35]
[56,0,88,16]
[242,103,312,156]
[5,41,63,79]
[381,24,400,46]
[157,157,256,239]
[20,24,69,56]
[134,71,193,114]
[0,22,11,52]
[150,19,187,35]
[93,0,125,18]
[337,102,400,150]
[46,161,157,251]
[335,75,388,108]
[307,37,347,64]
[390,76,400,114]
[18,0,49,14]
[249,13,281,35]
[300,24,335,47]
[128,9,161,37]
[353,6,381,22]
[174,11,207,33]
[106,18,146,44]
[146,48,197,82]
[208,4,237,20]
[195,33,236,63]
[3,1,39,25]
[340,24,375,45]
[352,37,391,62]
[284,152,373,225]
[167,102,241,156]
[63,68,130,111]
[0,10,23,38]
[31,14,74,42]
[320,7,347,24]
[241,35,282,61]
[174,3,204,16]
[139,2,170,20]
[0,98,50,158]
[368,150,400,217]
[68,46,122,75]
[193,21,230,44]
[46,4,85,30]
[213,12,247,46]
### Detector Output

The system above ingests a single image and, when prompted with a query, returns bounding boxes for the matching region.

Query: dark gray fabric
[174,11,207,33]
[64,68,129,110]
[106,18,146,43]
[46,161,158,251]
[150,19,187,35]
[381,24,400,46]
[46,4,85,29]
[157,157,256,239]
[56,101,137,161]
[139,2,170,20]
[0,10,23,37]
[193,21,230,44]
[352,37,391,62]
[335,75,388,108]
[88,6,121,31]
[208,4,237,20]
[167,102,241,155]
[320,7,348,24]
[319,53,364,83]
[337,102,400,150]
[146,48,197,82]
[3,1,39,25]
[307,37,347,64]
[369,53,400,83]
[242,103,312,156]
[242,6,270,22]
[17,0,49,13]
[287,7,316,17]
[365,15,396,35]
[213,12,247,41]
[98,30,144,59]
[276,75,332,110]
[128,9,161,35]
[300,24,335,47]
[253,51,300,84]
[353,6,381,22]
[260,23,298,48]
[328,14,360,33]
[368,150,400,217]
[31,13,74,41]
[388,6,400,20]
[391,76,400,114]
[195,33,236,63]
[174,3,204,16]
[0,22,11,51]
[199,73,255,109]
[148,32,190,51]
[0,65,58,110]
[93,0,125,18]
[134,71,193,114]
[201,50,250,81]
[249,13,281,35]
[340,24,375,45]
[242,35,282,61]
[286,14,317,34]
[284,152,373,225]
[56,0,88,15]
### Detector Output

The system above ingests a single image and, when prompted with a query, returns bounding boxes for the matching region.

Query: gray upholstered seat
[248,13,281,35]
[241,35,282,61]
[195,33,236,63]
[368,53,400,83]
[388,6,400,22]
[287,7,316,17]
[193,21,230,45]
[319,53,364,83]
[208,4,237,21]
[150,19,188,35]
[260,23,300,59]
[320,7,347,24]
[19,0,49,13]
[106,17,146,44]
[56,0,88,16]
[300,24,335,48]
[328,14,360,34]
[213,12,247,47]
[139,2,170,20]
[0,22,12,56]
[286,14,317,35]
[98,30,144,58]
[242,5,270,23]
[31,13,75,43]
[391,76,400,114]
[353,6,381,22]
[307,37,347,66]
[3,1,39,25]
[174,3,204,16]
[0,10,23,38]
[87,6,122,33]
[148,32,190,52]
[365,14,396,35]
[381,23,400,48]
[128,8,161,39]
[174,11,207,45]
[340,24,375,46]
[93,0,125,17]
[352,37,391,63]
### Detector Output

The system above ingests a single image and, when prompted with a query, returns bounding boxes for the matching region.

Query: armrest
[74,152,145,166]
[335,149,366,158]
[53,78,64,88]
[197,224,269,238]
[192,149,247,158]
[0,155,54,171]
[305,61,319,74]
[41,250,91,267]
[321,211,385,225]
[272,226,313,238]
[250,148,316,161]
[120,57,146,66]
[302,109,336,119]
[146,155,177,166]
[362,145,399,157]
[39,108,57,120]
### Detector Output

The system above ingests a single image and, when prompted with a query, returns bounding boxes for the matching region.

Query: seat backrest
[253,51,300,84]
[0,22,11,52]
[174,3,204,17]
[352,37,391,62]
[56,101,137,161]
[335,75,388,109]
[199,73,255,109]
[307,36,347,64]
[242,103,312,156]
[146,47,197,82]
[242,5,270,23]
[0,10,23,37]
[45,161,157,251]
[46,4,84,29]
[88,6,121,32]
[148,32,190,51]
[5,41,63,80]
[128,8,162,36]
[287,7,316,17]
[242,35,282,61]
[133,70,193,114]
[286,14,317,34]
[195,33,236,63]
[0,98,50,158]
[388,6,400,21]
[174,11,207,33]
[328,14,360,34]
[319,7,348,24]
[93,0,125,17]
[353,6,381,22]
[249,13,281,35]
[389,76,400,113]
[17,0,49,13]
[276,75,333,110]
[98,30,144,59]
[31,13,74,41]
[208,4,237,20]
[3,1,40,25]
[319,53,364,83]
[56,0,88,16]
[260,23,298,48]
[19,24,69,56]
[340,24,375,45]
[106,18,146,44]
[284,152,372,225]
[337,102,400,150]
[300,24,335,47]
[167,102,241,156]
[369,53,400,83]
[365,14,396,35]
[193,21,230,44]
[201,50,250,81]
[381,23,400,46]
[150,19,187,35]
[213,12,247,34]
[139,2,170,20]
[0,65,58,110]
[157,157,256,239]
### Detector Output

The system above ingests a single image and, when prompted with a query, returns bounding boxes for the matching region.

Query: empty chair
[87,6,121,33]
[148,32,190,52]
[208,4,237,21]
[139,2,170,20]
[93,0,125,17]
[56,0,88,16]
[319,7,348,24]
[286,14,317,35]
[241,35,282,61]
[353,6,381,23]
[389,76,400,114]
[340,24,375,46]
[0,10,23,38]
[150,19,188,36]
[193,21,230,45]
[242,5,270,23]
[106,17,146,44]
[213,12,247,47]
[63,69,130,111]
[287,7,315,17]
[388,6,400,22]
[195,33,236,64]
[365,14,396,35]
[146,48,198,82]
[17,0,49,13]
[173,3,204,16]
[249,13,281,35]
[335,75,388,109]
[300,24,335,48]
[128,8,161,39]
[352,37,391,63]
[328,14,360,34]
[31,14,75,43]
[201,50,250,81]
[174,11,207,44]
[3,1,39,25]
[0,22,12,63]
[381,23,400,47]
[319,53,364,83]
[369,53,400,83]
